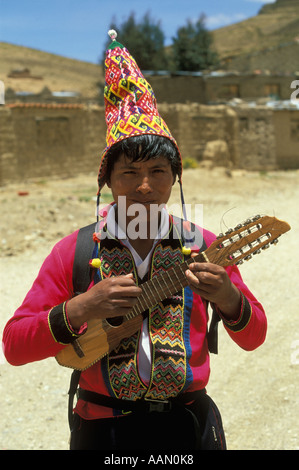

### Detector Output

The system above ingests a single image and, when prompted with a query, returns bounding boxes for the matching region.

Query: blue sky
[0,0,276,63]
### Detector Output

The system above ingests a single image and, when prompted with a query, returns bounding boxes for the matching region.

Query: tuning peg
[244,254,252,261]
[243,218,252,226]
[271,238,279,245]
[216,233,224,239]
[253,249,261,255]
[234,224,242,230]
[252,215,261,221]
[225,228,233,235]
[236,259,244,265]
[262,243,270,250]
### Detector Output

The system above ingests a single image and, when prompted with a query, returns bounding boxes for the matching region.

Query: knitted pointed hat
[97,30,182,192]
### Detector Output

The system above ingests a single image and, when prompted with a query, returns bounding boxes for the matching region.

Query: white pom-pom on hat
[108,30,117,41]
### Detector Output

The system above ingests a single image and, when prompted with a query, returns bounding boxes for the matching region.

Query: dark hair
[105,134,181,182]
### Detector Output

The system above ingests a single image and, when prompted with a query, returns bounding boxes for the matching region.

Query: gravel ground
[0,167,298,450]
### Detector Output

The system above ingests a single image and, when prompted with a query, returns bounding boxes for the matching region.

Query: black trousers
[70,393,226,451]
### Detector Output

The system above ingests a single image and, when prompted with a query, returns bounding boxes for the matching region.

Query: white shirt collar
[106,204,170,279]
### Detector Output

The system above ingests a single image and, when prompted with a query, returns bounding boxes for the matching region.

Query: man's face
[107,154,175,232]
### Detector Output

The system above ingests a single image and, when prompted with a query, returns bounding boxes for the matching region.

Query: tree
[171,14,219,72]
[103,12,168,71]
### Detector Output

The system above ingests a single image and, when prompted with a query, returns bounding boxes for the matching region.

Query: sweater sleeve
[2,230,84,366]
[216,264,267,351]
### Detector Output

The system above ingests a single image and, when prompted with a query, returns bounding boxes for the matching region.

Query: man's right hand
[66,274,142,330]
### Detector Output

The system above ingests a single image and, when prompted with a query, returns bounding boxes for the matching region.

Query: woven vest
[92,219,196,401]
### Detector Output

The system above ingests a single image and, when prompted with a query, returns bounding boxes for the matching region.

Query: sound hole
[106,316,124,327]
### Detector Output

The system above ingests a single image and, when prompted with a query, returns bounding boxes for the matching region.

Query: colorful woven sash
[95,225,190,401]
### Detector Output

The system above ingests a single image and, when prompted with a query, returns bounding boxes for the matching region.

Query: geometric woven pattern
[108,334,147,401]
[97,232,188,401]
[98,238,146,400]
[145,242,186,400]
[97,41,181,191]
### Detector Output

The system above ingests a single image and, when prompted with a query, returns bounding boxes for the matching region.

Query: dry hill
[212,0,299,73]
[0,42,102,97]
[0,0,298,99]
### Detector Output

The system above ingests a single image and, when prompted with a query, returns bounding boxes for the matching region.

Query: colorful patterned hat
[97,30,182,192]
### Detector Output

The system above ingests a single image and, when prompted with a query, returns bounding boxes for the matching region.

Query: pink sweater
[2,226,267,419]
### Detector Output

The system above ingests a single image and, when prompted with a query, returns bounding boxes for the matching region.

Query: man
[2,32,267,450]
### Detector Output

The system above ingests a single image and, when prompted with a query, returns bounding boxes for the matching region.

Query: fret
[172,268,185,289]
[155,276,166,297]
[192,252,207,264]
[127,305,138,320]
[129,251,209,318]
[137,293,148,313]
[134,302,142,315]
[160,272,173,297]
[151,276,163,301]
[178,264,188,287]
[165,270,178,293]
[142,282,154,308]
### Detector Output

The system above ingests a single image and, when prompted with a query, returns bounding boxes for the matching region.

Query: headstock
[205,215,291,267]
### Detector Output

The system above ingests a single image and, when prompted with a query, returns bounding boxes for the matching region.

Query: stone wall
[148,74,296,104]
[0,104,106,184]
[1,102,299,186]
[5,73,296,107]
[273,109,299,169]
[0,107,17,183]
[159,103,240,166]
[233,106,277,170]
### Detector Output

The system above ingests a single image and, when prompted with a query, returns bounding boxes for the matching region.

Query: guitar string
[102,218,284,327]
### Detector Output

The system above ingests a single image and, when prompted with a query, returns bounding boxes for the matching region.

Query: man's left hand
[185,262,241,321]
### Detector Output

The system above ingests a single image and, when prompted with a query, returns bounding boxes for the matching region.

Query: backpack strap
[72,223,96,296]
[68,222,96,431]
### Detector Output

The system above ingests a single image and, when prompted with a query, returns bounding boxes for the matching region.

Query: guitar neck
[129,252,206,319]
[123,214,291,321]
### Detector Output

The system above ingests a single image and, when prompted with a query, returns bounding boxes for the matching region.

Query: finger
[186,267,215,287]
[108,275,139,289]
[185,269,200,285]
[188,262,221,274]
[104,306,136,318]
[111,286,142,299]
[103,297,141,318]
[111,296,140,307]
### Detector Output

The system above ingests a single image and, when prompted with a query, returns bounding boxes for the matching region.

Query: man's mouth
[131,199,156,205]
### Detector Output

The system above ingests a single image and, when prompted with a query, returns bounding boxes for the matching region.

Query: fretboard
[126,252,206,319]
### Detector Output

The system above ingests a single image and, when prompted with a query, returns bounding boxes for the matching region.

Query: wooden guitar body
[56,314,143,370]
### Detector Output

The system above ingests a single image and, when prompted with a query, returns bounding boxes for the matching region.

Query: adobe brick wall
[1,102,298,185]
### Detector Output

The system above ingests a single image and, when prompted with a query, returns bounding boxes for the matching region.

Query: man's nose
[136,176,153,193]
